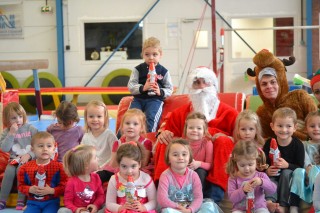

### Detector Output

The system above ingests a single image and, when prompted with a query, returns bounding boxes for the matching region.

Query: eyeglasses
[313,89,320,95]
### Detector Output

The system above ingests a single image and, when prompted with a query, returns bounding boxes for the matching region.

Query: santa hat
[186,66,218,89]
[311,69,320,90]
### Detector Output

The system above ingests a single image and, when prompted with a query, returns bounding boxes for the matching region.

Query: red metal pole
[211,0,220,91]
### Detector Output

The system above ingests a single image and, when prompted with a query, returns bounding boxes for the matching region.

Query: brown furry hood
[247,49,295,107]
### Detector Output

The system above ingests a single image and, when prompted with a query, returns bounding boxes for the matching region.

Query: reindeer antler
[281,56,296,67]
[246,68,256,77]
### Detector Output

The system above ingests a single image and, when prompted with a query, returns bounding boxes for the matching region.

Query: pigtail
[256,147,269,171]
[62,149,73,177]
[62,145,94,177]
[225,154,238,178]
[116,141,146,165]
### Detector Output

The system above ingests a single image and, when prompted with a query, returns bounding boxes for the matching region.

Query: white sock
[290,206,299,213]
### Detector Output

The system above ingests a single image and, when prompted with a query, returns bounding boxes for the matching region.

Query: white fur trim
[186,67,218,90]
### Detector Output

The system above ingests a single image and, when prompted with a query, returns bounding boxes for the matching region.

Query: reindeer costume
[247,49,317,140]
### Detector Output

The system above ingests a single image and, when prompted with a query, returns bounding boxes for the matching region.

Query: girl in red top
[98,109,153,183]
[59,145,105,213]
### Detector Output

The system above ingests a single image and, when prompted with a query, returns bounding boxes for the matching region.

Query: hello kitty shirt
[0,123,38,160]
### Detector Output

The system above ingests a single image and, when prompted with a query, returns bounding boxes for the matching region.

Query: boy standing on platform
[128,37,173,133]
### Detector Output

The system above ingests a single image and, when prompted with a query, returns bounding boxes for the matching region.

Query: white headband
[258,67,277,81]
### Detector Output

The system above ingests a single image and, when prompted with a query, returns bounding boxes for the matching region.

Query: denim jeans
[203,182,225,204]
[129,97,163,132]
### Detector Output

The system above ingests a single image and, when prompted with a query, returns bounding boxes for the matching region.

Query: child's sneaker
[16,201,25,210]
[0,201,6,210]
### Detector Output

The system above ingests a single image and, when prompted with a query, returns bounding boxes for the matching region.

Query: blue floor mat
[28,117,116,133]
[0,209,23,212]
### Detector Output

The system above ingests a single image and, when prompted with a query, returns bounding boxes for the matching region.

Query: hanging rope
[178,3,208,93]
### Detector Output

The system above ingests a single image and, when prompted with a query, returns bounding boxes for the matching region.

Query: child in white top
[105,141,157,213]
[81,100,117,167]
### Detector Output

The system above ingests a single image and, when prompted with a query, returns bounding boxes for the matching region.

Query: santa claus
[154,67,238,203]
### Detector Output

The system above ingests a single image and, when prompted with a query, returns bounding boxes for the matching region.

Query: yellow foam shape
[6,193,64,207]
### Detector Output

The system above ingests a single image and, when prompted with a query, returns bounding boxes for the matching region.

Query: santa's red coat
[154,101,238,191]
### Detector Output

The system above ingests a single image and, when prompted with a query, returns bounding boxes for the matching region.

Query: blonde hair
[84,100,109,132]
[183,112,210,138]
[164,138,193,166]
[116,141,146,165]
[31,131,55,147]
[305,110,320,126]
[3,102,27,127]
[54,101,80,127]
[120,108,147,135]
[272,107,297,124]
[305,110,320,140]
[63,144,95,177]
[226,140,267,177]
[233,109,265,147]
[141,37,162,56]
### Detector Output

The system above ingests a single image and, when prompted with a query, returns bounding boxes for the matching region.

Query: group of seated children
[229,107,320,213]
[0,99,224,213]
[1,50,320,212]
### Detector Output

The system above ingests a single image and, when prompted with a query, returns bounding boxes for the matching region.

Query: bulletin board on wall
[84,22,143,61]
[274,17,294,56]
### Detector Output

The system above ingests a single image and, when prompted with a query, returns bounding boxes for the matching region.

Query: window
[231,17,294,58]
[84,22,143,61]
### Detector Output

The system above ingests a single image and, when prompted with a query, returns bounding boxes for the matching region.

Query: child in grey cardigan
[0,102,38,210]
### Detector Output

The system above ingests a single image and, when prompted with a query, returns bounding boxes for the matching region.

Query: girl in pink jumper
[58,145,105,213]
[157,139,222,213]
[105,142,157,213]
[183,112,213,189]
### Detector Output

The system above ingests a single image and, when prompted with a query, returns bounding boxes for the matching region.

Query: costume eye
[314,90,320,95]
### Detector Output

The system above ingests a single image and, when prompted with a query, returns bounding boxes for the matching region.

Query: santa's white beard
[189,86,220,121]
